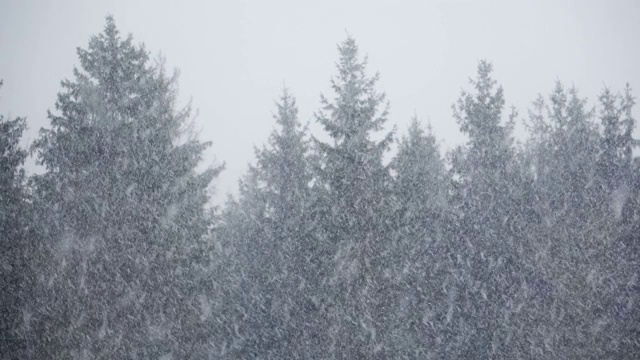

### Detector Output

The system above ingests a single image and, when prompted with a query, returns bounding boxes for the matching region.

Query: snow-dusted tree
[312,36,395,359]
[212,89,319,359]
[0,80,31,358]
[622,159,640,228]
[521,82,639,358]
[29,17,222,358]
[253,90,320,359]
[597,84,636,192]
[213,176,271,358]
[387,117,447,357]
[393,117,446,227]
[616,156,640,356]
[446,60,527,358]
[596,83,640,357]
[530,83,603,224]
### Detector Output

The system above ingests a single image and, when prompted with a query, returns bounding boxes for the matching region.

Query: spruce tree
[0,80,31,358]
[522,82,634,358]
[214,89,316,359]
[597,84,636,192]
[29,17,221,358]
[388,117,447,357]
[252,90,316,359]
[448,60,523,358]
[393,117,446,230]
[313,36,394,359]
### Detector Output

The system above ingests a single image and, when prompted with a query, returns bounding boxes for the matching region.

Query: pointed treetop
[622,83,636,122]
[408,115,423,135]
[333,36,376,93]
[406,115,427,145]
[338,35,359,65]
[473,60,499,98]
[317,36,391,149]
[407,114,435,136]
[104,15,119,40]
[403,115,438,151]
[76,15,148,87]
[274,87,298,129]
[454,60,508,137]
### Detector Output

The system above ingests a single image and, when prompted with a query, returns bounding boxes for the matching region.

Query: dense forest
[1,17,639,359]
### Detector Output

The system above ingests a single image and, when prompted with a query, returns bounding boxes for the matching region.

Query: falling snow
[1,12,639,360]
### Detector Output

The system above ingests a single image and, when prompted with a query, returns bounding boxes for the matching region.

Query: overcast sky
[2,0,639,202]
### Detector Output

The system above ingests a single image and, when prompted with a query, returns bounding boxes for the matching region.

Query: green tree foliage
[597,84,636,191]
[28,17,221,358]
[0,80,31,358]
[387,117,447,357]
[615,156,640,356]
[445,61,527,358]
[313,36,395,359]
[213,89,316,359]
[4,23,639,359]
[521,82,639,357]
[393,118,446,226]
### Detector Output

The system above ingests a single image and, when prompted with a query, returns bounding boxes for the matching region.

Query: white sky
[1,0,639,203]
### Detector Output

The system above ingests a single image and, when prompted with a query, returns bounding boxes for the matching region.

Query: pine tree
[215,178,272,358]
[448,60,524,358]
[313,36,394,359]
[597,84,636,192]
[252,90,317,359]
[387,117,447,357]
[29,17,222,358]
[213,89,318,359]
[522,82,635,358]
[545,83,601,220]
[0,80,31,358]
[393,117,446,229]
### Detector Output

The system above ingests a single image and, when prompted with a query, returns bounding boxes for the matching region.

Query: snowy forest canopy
[1,16,639,359]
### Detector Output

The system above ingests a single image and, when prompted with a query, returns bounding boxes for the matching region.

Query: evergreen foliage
[4,17,639,359]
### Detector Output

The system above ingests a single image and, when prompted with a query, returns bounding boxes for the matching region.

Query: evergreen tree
[313,36,394,359]
[616,156,640,356]
[387,117,447,357]
[213,89,317,359]
[29,17,221,358]
[214,178,272,358]
[597,84,636,192]
[537,83,601,221]
[522,82,635,358]
[0,80,31,358]
[393,117,446,226]
[253,90,318,359]
[448,60,524,358]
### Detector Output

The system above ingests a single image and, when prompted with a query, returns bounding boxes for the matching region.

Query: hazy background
[2,0,639,203]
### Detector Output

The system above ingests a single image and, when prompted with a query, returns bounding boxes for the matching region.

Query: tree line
[1,16,638,359]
